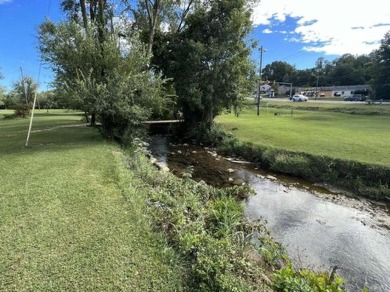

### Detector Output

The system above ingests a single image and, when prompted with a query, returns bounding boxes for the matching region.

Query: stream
[148,135,390,292]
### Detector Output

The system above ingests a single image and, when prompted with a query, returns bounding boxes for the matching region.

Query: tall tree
[39,0,169,143]
[12,76,38,106]
[142,0,162,55]
[371,31,390,100]
[152,0,256,129]
[262,61,295,83]
[0,86,6,108]
[130,0,200,56]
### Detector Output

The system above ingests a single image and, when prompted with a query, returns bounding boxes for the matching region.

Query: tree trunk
[90,112,96,126]
[84,111,90,123]
[79,0,89,34]
[144,0,161,56]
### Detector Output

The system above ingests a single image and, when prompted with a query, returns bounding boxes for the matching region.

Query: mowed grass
[216,105,390,167]
[0,110,185,290]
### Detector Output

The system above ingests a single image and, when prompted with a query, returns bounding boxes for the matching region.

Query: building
[295,85,371,98]
[259,84,275,97]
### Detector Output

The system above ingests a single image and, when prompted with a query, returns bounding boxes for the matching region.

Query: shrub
[13,104,30,118]
[257,237,289,269]
[127,153,270,291]
[271,153,312,178]
[186,122,230,146]
[207,196,243,238]
[273,265,344,292]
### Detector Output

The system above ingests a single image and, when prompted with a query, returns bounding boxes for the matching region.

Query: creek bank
[147,136,390,232]
[147,135,390,291]
[212,131,390,203]
[131,147,280,291]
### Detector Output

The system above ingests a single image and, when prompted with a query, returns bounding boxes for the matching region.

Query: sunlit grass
[0,110,185,290]
[216,106,390,166]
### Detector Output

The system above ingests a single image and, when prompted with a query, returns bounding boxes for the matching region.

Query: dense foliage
[371,31,390,100]
[0,76,38,116]
[260,33,390,100]
[39,1,171,143]
[38,0,258,135]
[150,0,256,128]
[262,55,374,88]
[273,265,344,292]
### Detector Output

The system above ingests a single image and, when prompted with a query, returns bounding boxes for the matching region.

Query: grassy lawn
[216,105,390,167]
[0,110,185,290]
[249,99,390,115]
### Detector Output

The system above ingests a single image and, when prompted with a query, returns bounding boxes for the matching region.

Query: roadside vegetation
[214,104,390,201]
[0,111,346,291]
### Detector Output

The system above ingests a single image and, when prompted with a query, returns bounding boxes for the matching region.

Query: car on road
[344,95,367,101]
[291,94,308,102]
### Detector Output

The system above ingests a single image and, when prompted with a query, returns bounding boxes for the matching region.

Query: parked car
[344,95,367,101]
[291,94,308,102]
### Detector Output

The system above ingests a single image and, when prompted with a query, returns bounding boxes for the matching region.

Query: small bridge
[143,119,184,134]
[143,119,182,124]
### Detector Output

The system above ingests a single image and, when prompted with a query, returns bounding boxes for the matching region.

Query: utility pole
[279,82,293,99]
[25,89,38,147]
[257,46,266,116]
[312,71,319,100]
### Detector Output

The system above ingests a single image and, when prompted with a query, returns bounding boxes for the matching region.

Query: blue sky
[250,0,390,70]
[0,0,62,91]
[1,0,389,91]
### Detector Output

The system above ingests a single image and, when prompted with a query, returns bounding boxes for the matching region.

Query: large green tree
[12,76,38,106]
[39,0,169,143]
[152,0,256,129]
[262,61,295,83]
[130,0,203,57]
[371,31,390,99]
[0,87,5,108]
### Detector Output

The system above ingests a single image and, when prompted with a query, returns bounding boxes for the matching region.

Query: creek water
[149,136,390,292]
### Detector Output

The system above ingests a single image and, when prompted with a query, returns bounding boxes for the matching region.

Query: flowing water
[149,136,390,292]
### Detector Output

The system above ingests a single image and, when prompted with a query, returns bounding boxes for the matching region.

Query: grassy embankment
[0,110,188,290]
[216,102,390,200]
[0,109,347,291]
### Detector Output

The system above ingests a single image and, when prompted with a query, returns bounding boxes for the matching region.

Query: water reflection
[149,136,390,292]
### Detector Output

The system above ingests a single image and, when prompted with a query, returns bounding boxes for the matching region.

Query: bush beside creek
[125,147,345,291]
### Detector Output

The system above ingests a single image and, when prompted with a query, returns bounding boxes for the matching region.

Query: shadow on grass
[294,115,333,121]
[29,111,85,117]
[0,121,104,158]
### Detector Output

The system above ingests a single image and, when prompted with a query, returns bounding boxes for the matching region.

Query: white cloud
[251,0,390,56]
[0,0,12,4]
[262,28,273,34]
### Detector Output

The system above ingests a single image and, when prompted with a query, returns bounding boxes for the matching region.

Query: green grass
[249,99,390,115]
[217,105,390,166]
[0,110,185,290]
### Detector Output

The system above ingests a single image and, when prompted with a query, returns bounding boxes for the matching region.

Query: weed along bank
[148,136,390,291]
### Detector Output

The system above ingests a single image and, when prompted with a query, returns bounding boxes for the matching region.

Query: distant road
[262,97,390,105]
